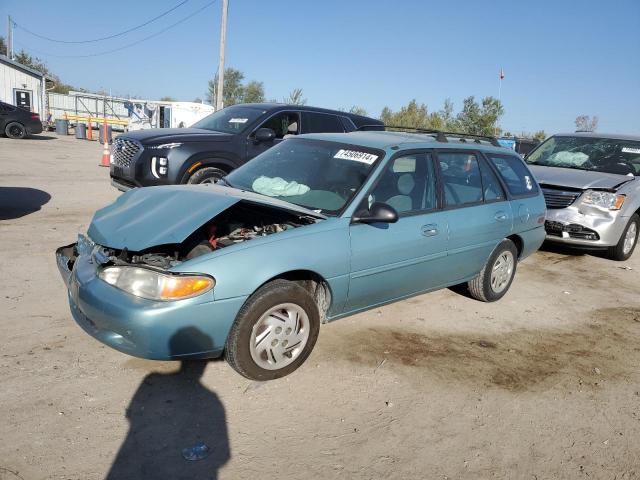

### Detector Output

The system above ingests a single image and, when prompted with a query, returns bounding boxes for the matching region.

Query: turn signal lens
[159,276,215,300]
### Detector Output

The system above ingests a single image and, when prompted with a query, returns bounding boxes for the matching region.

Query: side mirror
[254,128,276,143]
[352,202,399,224]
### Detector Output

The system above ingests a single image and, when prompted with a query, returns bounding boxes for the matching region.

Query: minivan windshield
[224,139,384,215]
[191,105,266,133]
[526,135,640,176]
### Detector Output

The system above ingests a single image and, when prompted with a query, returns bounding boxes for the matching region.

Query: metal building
[0,54,52,114]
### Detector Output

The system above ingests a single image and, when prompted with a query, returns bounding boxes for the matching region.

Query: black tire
[225,279,320,381]
[187,167,227,185]
[468,239,518,302]
[607,213,639,261]
[5,122,26,139]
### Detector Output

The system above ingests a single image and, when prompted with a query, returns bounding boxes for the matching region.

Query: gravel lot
[1,134,639,480]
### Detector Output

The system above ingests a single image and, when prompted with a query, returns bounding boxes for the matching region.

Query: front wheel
[187,167,227,185]
[468,239,518,302]
[225,279,320,380]
[5,122,26,139]
[607,213,639,261]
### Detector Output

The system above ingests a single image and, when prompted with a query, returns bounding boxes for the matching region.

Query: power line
[14,0,216,58]
[14,0,191,44]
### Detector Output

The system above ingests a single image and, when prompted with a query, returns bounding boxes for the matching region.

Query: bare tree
[575,115,598,132]
[283,88,307,105]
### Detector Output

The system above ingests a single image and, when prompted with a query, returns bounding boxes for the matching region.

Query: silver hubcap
[490,251,514,293]
[623,221,637,255]
[249,303,310,370]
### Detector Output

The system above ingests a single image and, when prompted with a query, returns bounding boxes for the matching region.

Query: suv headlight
[148,142,182,150]
[99,266,215,301]
[581,190,625,210]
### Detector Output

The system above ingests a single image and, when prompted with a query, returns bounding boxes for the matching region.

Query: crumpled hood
[528,165,635,191]
[87,184,324,251]
[118,128,233,144]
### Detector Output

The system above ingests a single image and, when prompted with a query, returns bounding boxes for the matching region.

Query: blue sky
[2,0,639,134]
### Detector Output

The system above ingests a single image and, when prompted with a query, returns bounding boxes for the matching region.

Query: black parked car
[110,103,384,190]
[0,101,43,139]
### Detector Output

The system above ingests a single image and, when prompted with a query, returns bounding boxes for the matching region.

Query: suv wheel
[5,122,26,139]
[187,167,227,184]
[468,239,518,302]
[608,213,639,261]
[225,279,320,381]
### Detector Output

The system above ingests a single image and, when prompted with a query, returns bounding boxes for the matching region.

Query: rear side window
[479,157,506,202]
[487,154,537,196]
[301,112,345,134]
[438,152,483,207]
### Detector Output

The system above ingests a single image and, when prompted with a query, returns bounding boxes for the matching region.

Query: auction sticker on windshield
[622,147,640,154]
[334,149,378,164]
[229,118,249,124]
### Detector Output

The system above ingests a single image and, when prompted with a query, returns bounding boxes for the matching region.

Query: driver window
[369,153,435,214]
[258,112,300,139]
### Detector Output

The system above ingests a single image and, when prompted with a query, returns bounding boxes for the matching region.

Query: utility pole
[7,15,14,60]
[215,0,228,111]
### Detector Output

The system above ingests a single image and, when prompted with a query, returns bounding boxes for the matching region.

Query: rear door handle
[421,224,439,236]
[494,211,508,222]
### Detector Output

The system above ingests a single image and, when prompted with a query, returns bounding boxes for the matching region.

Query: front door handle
[494,211,508,222]
[421,224,439,236]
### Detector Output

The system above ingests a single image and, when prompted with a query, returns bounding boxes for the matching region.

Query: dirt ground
[1,134,639,480]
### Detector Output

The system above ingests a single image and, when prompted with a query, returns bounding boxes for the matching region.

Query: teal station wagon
[57,129,546,380]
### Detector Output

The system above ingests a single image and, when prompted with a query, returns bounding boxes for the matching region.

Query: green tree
[457,96,503,136]
[533,130,546,141]
[193,97,203,103]
[208,68,245,107]
[0,36,6,56]
[347,105,368,116]
[283,88,306,105]
[243,81,265,103]
[380,99,431,128]
[12,49,77,94]
[160,96,176,102]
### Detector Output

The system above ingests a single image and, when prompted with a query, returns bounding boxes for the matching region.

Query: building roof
[0,54,46,79]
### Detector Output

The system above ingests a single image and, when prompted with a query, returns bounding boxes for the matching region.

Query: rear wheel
[607,213,639,261]
[5,122,26,139]
[468,239,518,302]
[225,279,320,380]
[187,167,227,185]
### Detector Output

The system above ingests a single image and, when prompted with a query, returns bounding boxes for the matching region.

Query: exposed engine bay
[101,202,318,269]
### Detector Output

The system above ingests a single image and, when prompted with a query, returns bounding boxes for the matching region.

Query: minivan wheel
[187,167,227,185]
[607,213,639,261]
[467,239,518,302]
[225,279,320,380]
[5,122,26,139]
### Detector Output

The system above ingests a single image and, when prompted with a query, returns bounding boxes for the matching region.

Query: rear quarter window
[486,153,538,196]
[301,112,345,134]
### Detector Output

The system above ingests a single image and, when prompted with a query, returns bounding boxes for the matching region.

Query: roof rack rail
[355,124,501,147]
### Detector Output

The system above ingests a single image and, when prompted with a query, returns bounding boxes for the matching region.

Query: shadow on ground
[106,328,230,480]
[27,134,57,141]
[0,187,51,220]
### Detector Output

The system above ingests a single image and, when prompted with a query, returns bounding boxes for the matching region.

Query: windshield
[191,105,265,133]
[224,139,384,215]
[526,136,640,176]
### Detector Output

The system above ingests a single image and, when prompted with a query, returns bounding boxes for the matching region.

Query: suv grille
[541,187,581,209]
[112,138,141,168]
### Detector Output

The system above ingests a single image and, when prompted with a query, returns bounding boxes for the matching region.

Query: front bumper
[544,206,628,248]
[55,240,246,360]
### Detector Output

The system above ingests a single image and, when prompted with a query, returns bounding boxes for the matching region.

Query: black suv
[0,101,43,139]
[110,103,383,190]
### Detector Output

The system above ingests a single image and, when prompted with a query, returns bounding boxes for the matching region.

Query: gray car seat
[386,173,415,213]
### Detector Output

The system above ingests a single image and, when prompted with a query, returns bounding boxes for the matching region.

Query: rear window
[486,153,537,196]
[301,112,345,134]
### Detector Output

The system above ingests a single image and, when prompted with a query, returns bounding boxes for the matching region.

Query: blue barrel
[75,123,87,139]
[99,124,113,144]
[55,119,69,135]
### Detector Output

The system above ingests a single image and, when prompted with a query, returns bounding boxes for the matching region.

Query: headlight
[581,190,625,210]
[148,142,182,150]
[99,266,215,301]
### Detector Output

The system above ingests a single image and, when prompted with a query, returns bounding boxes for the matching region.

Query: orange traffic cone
[100,120,110,167]
[87,117,93,141]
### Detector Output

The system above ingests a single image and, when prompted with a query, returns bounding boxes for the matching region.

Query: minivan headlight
[582,190,625,210]
[99,266,215,301]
